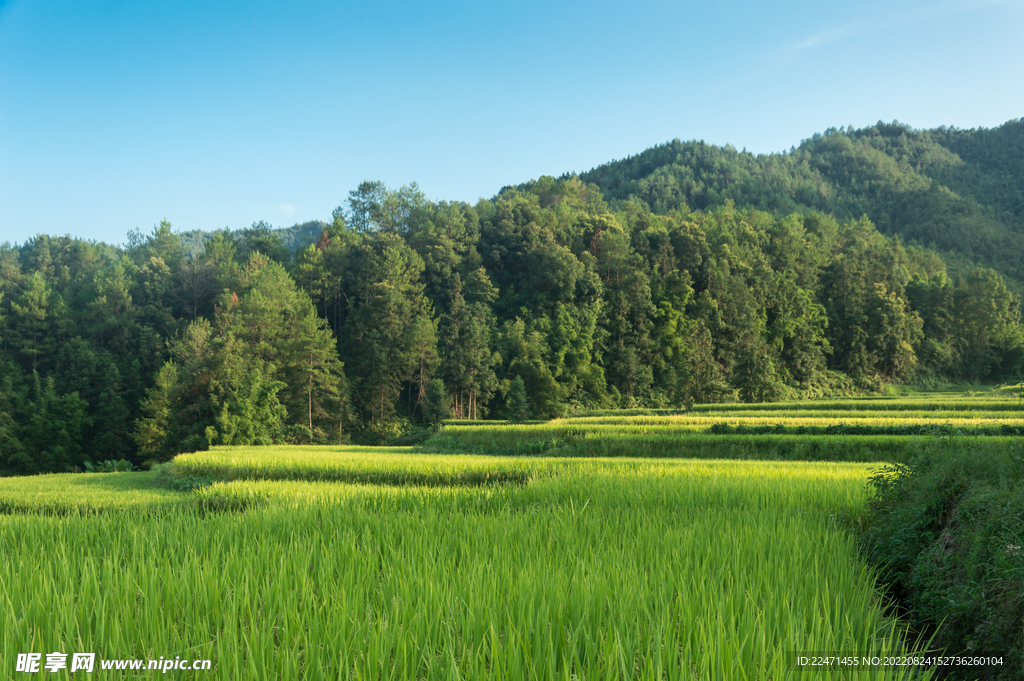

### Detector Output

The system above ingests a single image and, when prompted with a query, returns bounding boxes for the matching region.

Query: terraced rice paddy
[0,470,186,515]
[2,454,925,680]
[6,392,1018,679]
[428,395,1024,458]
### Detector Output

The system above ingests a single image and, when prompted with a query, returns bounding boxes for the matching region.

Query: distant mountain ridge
[178,220,328,257]
[576,119,1024,287]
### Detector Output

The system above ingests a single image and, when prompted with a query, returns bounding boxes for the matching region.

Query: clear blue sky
[1,0,1022,245]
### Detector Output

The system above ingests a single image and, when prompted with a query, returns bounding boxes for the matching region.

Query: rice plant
[0,471,187,515]
[9,395,1000,679]
[1,457,931,680]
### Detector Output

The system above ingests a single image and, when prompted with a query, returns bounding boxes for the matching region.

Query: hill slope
[579,119,1024,286]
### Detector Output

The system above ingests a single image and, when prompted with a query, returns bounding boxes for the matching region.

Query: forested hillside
[2,121,1024,474]
[177,220,328,258]
[580,119,1024,288]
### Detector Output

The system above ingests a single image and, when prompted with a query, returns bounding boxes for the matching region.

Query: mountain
[577,119,1024,288]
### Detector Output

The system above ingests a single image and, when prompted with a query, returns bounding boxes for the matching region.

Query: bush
[860,440,1024,680]
[386,429,433,446]
[351,416,419,446]
[83,459,137,473]
[152,463,214,491]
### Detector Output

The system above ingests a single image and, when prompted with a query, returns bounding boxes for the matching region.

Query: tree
[130,220,184,271]
[439,275,497,420]
[952,268,1023,379]
[499,319,561,419]
[133,361,177,460]
[347,181,429,235]
[174,254,214,321]
[224,254,349,438]
[236,222,291,266]
[865,284,923,381]
[678,323,731,404]
[0,368,26,475]
[406,316,440,420]
[132,251,351,457]
[208,361,287,446]
[505,375,531,423]
[88,258,134,351]
[906,272,960,376]
[346,282,418,427]
[768,271,830,387]
[338,232,431,430]
[422,378,450,428]
[53,338,133,463]
[9,271,52,372]
[17,374,89,473]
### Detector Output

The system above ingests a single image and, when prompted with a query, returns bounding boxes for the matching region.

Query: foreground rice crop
[1,452,930,680]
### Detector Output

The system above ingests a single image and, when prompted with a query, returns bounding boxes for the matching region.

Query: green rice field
[0,471,185,515]
[7,392,1019,679]
[2,455,926,680]
[427,395,1024,460]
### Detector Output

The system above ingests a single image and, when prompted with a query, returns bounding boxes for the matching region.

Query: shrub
[861,440,1024,680]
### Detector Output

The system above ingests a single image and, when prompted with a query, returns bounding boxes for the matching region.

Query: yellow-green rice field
[1,448,934,680]
[11,392,1014,679]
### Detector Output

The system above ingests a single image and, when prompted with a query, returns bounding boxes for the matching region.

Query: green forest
[2,119,1023,474]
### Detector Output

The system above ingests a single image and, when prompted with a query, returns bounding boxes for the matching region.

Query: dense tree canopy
[2,120,1023,473]
[580,119,1024,289]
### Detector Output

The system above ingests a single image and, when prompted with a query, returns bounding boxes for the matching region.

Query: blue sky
[1,0,1022,245]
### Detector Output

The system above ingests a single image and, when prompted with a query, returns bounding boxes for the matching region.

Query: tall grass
[1,459,930,680]
[10,393,997,679]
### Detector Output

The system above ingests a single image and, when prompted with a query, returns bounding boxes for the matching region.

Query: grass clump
[861,439,1024,679]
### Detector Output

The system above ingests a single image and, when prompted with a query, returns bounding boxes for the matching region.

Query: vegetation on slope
[862,441,1024,680]
[579,119,1024,287]
[2,121,1023,473]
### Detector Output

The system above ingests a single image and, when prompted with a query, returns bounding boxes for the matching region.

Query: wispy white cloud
[712,0,1020,93]
[789,22,865,53]
[786,0,1020,55]
[278,203,296,215]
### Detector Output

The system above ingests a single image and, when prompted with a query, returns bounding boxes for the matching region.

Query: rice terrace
[3,389,1023,679]
[6,0,1024,675]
